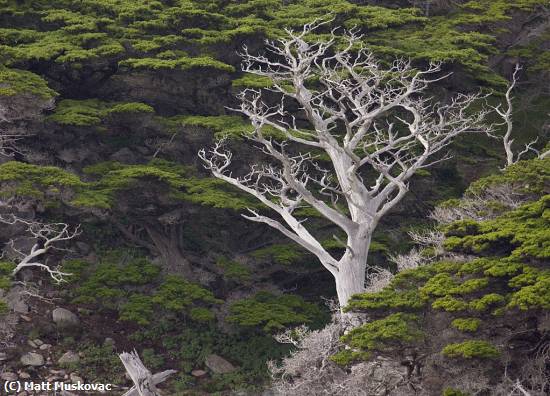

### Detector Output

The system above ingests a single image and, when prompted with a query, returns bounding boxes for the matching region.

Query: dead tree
[200,21,488,307]
[490,64,540,167]
[0,215,80,283]
[119,350,176,396]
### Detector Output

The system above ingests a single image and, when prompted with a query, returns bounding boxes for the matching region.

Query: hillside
[0,1,548,395]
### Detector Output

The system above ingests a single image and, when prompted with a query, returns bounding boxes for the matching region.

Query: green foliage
[420,273,459,297]
[0,67,57,99]
[508,272,550,310]
[346,287,425,312]
[71,252,161,308]
[69,251,221,327]
[445,197,550,259]
[76,342,126,384]
[119,294,155,325]
[119,56,234,72]
[469,293,505,311]
[171,114,281,139]
[443,388,470,396]
[251,244,306,265]
[442,340,500,359]
[130,317,291,392]
[0,261,15,291]
[467,158,550,196]
[432,295,469,312]
[232,73,273,88]
[0,161,84,200]
[179,177,258,210]
[451,318,481,332]
[152,275,222,313]
[141,348,165,370]
[217,257,251,282]
[0,298,7,315]
[228,291,326,332]
[47,99,154,126]
[330,349,371,366]
[341,313,422,352]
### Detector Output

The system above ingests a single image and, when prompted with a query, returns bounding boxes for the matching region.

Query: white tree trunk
[334,234,371,307]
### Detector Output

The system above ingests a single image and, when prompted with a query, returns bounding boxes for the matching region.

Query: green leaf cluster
[444,196,550,259]
[46,99,154,127]
[0,67,57,99]
[251,243,311,266]
[451,318,481,332]
[228,291,325,332]
[441,340,499,359]
[339,313,422,355]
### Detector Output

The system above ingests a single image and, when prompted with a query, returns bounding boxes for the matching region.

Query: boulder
[52,308,79,328]
[58,351,80,365]
[191,369,207,378]
[204,354,236,374]
[69,373,83,384]
[20,352,44,366]
[6,287,29,314]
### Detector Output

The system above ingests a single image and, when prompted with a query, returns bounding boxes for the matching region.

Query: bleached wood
[120,350,176,396]
[200,22,488,306]
[0,215,80,283]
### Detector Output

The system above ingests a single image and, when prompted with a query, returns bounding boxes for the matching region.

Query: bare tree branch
[489,64,542,167]
[199,23,489,306]
[0,215,81,283]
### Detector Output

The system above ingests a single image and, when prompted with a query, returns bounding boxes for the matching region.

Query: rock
[50,369,67,376]
[17,392,28,396]
[6,287,29,314]
[33,339,43,346]
[0,352,7,361]
[204,354,236,374]
[58,351,80,365]
[20,352,44,366]
[39,343,52,350]
[18,371,30,379]
[27,339,37,348]
[1,372,18,381]
[20,315,31,322]
[103,337,115,347]
[70,373,83,384]
[52,308,79,328]
[191,369,207,378]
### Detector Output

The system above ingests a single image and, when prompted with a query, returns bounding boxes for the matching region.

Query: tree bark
[334,234,371,307]
[145,225,195,281]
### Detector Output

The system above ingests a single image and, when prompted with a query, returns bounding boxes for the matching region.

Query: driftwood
[119,350,176,396]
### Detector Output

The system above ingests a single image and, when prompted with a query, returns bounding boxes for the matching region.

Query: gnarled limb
[200,22,489,306]
[0,215,80,283]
